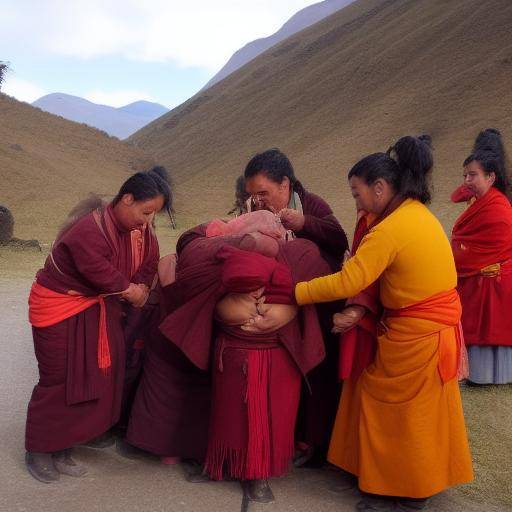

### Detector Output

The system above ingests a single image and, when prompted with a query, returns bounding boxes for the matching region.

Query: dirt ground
[0,247,510,512]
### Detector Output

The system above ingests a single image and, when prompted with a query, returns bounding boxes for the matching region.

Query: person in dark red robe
[451,129,512,384]
[25,169,170,483]
[156,214,331,503]
[125,212,286,468]
[244,149,348,465]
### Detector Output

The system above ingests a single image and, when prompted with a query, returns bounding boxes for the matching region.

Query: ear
[373,179,385,197]
[280,176,290,189]
[488,172,496,185]
[121,193,135,206]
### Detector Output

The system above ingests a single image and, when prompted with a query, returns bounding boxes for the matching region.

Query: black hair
[348,134,433,204]
[227,175,250,215]
[244,148,297,187]
[463,128,510,196]
[113,166,173,217]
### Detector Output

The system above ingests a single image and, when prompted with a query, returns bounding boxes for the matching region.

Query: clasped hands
[121,282,150,308]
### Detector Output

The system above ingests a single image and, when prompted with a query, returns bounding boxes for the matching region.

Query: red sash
[29,282,112,372]
[385,289,468,382]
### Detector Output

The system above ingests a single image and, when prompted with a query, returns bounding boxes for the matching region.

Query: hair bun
[473,128,503,154]
[148,166,169,183]
[417,134,432,148]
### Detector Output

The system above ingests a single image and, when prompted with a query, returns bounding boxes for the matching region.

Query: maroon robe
[25,205,158,453]
[293,184,349,458]
[158,230,330,479]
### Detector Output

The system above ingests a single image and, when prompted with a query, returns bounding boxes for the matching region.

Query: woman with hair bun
[294,135,473,511]
[451,128,512,385]
[25,168,171,483]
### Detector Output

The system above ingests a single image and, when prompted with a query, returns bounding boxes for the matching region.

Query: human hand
[279,209,305,232]
[122,283,149,307]
[332,305,365,334]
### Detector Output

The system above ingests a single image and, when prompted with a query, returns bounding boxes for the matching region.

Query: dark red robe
[157,229,330,479]
[25,205,158,453]
[126,228,276,461]
[293,184,349,457]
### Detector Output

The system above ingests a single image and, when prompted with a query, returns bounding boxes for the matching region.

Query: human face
[115,194,165,230]
[245,173,291,213]
[463,160,495,198]
[349,175,394,215]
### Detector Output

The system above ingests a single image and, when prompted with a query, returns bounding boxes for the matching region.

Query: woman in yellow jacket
[296,135,473,512]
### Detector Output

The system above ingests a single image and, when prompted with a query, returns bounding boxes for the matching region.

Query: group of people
[23,128,512,511]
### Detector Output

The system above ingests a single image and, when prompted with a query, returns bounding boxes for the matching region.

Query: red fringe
[205,349,294,480]
[97,296,111,373]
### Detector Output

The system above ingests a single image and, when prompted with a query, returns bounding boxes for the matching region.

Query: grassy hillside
[0,94,155,243]
[129,0,512,233]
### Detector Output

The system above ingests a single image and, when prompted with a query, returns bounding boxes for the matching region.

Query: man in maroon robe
[25,170,168,482]
[244,149,348,465]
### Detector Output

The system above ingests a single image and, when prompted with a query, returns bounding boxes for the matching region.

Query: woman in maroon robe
[243,149,348,466]
[25,169,170,483]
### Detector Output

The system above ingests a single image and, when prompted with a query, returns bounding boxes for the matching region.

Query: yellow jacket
[295,199,456,309]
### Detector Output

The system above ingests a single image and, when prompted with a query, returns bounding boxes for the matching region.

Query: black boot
[245,479,275,503]
[53,449,87,477]
[25,452,60,483]
[356,493,396,511]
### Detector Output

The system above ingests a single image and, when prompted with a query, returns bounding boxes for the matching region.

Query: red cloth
[29,283,112,371]
[452,187,512,275]
[451,184,475,204]
[26,204,159,452]
[452,187,512,347]
[218,245,293,304]
[338,211,379,381]
[204,326,301,480]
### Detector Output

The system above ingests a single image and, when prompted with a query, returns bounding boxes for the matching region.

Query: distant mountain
[118,100,169,119]
[32,93,169,139]
[130,0,512,234]
[203,0,354,89]
[0,93,154,242]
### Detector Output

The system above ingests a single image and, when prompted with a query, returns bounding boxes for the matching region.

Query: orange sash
[29,282,111,372]
[385,289,468,382]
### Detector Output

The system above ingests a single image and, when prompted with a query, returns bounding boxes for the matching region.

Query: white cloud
[84,89,156,107]
[1,1,317,71]
[2,75,47,103]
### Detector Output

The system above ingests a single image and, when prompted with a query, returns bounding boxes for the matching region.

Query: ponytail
[464,128,510,196]
[348,134,433,204]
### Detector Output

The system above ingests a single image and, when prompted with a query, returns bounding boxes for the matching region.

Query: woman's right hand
[332,305,365,334]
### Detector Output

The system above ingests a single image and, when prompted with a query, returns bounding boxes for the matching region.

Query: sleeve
[60,221,130,294]
[295,228,397,305]
[296,194,349,257]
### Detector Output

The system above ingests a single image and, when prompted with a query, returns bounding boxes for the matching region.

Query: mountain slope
[0,93,154,242]
[129,0,512,233]
[203,0,354,89]
[32,93,169,139]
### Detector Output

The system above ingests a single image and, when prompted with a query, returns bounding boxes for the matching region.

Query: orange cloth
[29,282,111,371]
[328,289,473,498]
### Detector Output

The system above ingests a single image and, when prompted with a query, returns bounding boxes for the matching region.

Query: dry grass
[0,94,155,243]
[129,0,512,235]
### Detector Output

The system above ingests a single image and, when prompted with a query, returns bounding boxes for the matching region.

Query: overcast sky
[1,0,320,108]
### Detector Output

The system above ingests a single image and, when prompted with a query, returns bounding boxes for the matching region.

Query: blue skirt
[467,345,512,384]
